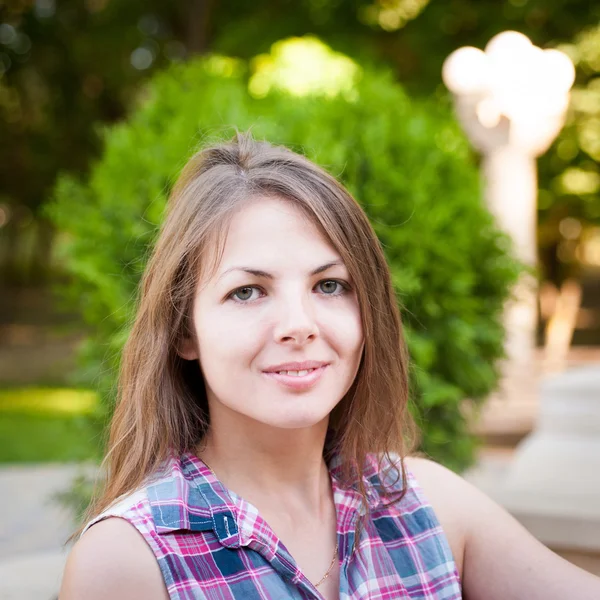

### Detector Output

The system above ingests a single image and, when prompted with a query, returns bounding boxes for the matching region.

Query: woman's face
[181,196,364,432]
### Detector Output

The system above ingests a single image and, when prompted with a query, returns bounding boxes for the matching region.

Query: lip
[262,364,328,391]
[262,360,329,373]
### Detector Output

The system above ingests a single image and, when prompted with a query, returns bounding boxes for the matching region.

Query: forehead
[205,196,342,278]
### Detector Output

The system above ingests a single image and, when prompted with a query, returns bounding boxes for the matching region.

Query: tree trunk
[187,0,216,55]
[30,218,55,283]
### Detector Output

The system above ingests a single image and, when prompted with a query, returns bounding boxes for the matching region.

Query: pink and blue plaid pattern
[83,451,462,599]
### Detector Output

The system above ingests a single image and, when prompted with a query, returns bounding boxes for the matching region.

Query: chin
[257,405,332,431]
[269,417,328,430]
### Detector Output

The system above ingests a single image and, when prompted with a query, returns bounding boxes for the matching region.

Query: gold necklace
[198,455,339,588]
[313,541,339,588]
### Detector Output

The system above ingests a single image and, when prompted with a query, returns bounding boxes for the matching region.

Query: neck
[196,413,332,517]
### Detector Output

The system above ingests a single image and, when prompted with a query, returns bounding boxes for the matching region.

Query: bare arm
[408,457,600,600]
[461,473,600,600]
[59,517,169,600]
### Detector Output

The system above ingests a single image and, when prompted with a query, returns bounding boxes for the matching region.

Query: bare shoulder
[404,456,467,578]
[60,517,169,600]
[404,455,464,495]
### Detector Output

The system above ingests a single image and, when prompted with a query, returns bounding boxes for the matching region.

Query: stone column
[443,31,575,430]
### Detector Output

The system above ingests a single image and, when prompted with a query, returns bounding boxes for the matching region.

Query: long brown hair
[75,132,418,538]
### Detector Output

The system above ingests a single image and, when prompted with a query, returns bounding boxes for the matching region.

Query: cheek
[194,310,264,368]
[325,303,363,354]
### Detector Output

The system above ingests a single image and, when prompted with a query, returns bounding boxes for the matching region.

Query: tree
[2,0,599,284]
[48,45,520,470]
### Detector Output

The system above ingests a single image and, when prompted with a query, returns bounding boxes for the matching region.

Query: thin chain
[199,455,338,589]
[313,541,339,588]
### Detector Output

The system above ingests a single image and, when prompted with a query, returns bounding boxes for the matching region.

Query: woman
[61,134,600,600]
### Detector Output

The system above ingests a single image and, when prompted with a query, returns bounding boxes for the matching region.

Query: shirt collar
[147,451,241,547]
[146,449,392,546]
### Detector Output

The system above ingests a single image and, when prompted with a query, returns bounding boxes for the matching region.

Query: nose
[273,292,319,346]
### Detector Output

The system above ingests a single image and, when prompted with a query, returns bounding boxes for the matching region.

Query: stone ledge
[508,508,600,554]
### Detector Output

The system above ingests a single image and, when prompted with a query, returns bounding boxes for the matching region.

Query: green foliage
[537,23,600,281]
[3,0,599,286]
[48,52,519,472]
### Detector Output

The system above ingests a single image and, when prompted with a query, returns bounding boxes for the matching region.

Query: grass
[0,387,104,463]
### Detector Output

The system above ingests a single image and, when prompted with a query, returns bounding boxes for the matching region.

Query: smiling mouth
[262,365,328,389]
[273,368,318,377]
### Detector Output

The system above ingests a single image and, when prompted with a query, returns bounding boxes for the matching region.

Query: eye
[230,286,263,303]
[316,279,348,295]
[228,280,349,304]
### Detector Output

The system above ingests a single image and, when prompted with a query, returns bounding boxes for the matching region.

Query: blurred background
[1,0,600,597]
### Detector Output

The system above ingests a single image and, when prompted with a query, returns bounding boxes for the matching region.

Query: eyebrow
[218,260,345,281]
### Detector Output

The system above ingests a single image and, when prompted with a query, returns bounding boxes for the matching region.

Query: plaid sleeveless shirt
[82,452,462,599]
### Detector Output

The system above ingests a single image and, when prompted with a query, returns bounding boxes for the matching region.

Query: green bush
[48,46,519,472]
